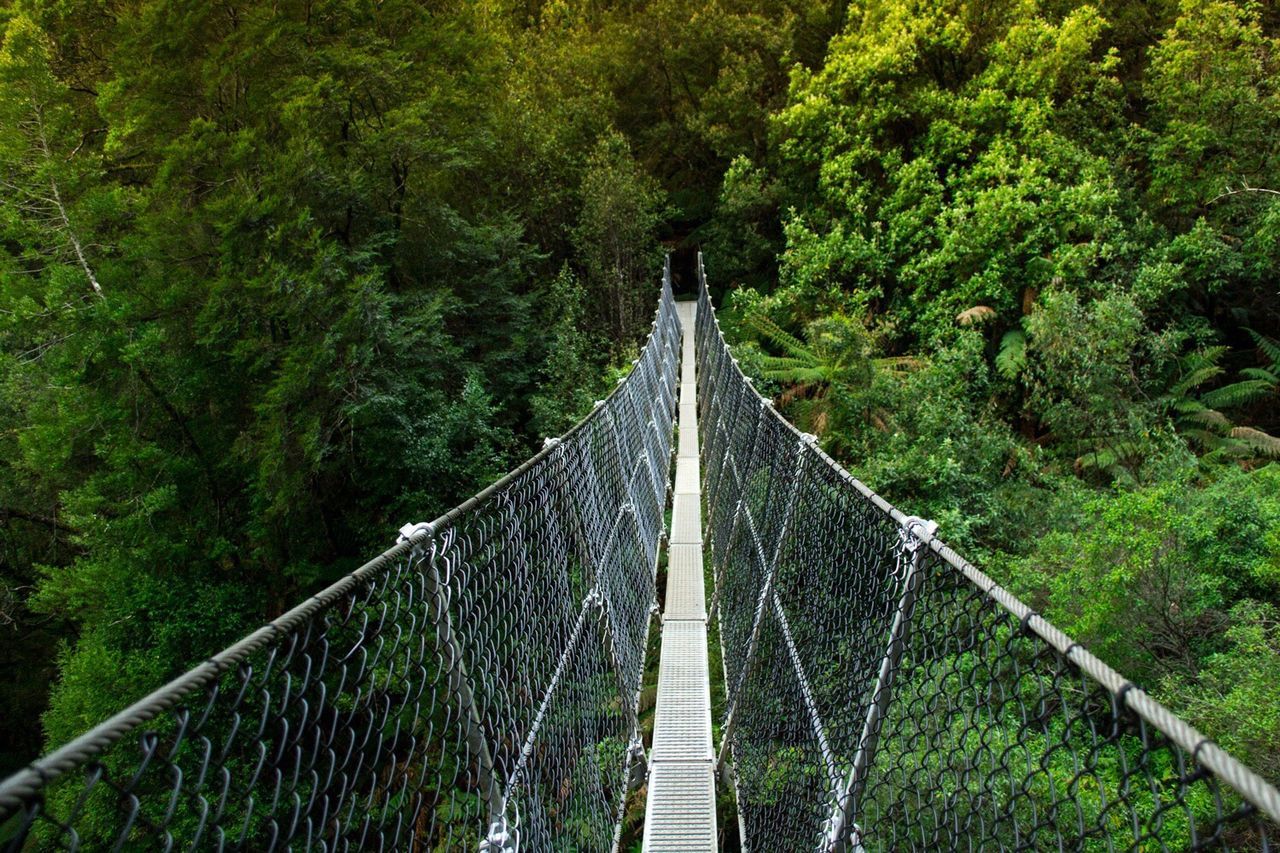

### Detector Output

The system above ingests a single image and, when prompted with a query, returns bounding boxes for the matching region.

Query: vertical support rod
[715,436,813,774]
[706,401,768,625]
[406,526,503,829]
[699,348,733,491]
[822,517,936,852]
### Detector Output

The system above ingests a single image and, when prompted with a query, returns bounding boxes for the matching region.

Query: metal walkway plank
[650,620,713,762]
[670,493,701,544]
[678,425,699,459]
[664,544,707,620]
[644,300,717,851]
[674,460,700,495]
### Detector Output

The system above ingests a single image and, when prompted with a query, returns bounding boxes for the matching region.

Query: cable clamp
[898,516,937,554]
[396,521,434,553]
[626,733,649,790]
[479,815,517,852]
[820,807,866,853]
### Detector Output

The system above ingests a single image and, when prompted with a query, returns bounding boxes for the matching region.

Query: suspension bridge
[1,256,1278,851]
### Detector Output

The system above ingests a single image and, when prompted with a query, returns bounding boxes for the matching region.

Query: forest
[0,0,1277,819]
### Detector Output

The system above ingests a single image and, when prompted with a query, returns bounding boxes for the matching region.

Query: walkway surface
[642,300,717,850]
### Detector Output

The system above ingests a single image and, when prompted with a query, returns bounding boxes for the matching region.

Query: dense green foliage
[0,0,845,785]
[711,0,1280,785]
[1,0,1277,831]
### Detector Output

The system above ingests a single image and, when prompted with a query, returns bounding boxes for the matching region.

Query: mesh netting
[7,256,1278,853]
[0,274,681,852]
[695,263,1280,853]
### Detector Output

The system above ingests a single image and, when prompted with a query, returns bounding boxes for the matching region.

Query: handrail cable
[0,266,682,851]
[695,252,1280,852]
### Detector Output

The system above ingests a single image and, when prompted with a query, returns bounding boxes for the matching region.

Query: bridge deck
[642,300,717,850]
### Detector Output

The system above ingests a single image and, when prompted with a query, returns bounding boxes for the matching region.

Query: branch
[31,101,104,299]
[66,127,106,160]
[132,366,228,532]
[0,506,78,534]
[1208,180,1280,205]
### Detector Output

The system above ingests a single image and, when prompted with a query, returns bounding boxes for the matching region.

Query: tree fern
[743,310,919,437]
[995,330,1027,380]
[1076,344,1269,474]
[1075,438,1148,484]
[1165,338,1280,462]
[1201,331,1279,410]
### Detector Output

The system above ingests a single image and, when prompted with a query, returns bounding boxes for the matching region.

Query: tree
[745,310,917,437]
[573,133,667,347]
[1146,0,1280,218]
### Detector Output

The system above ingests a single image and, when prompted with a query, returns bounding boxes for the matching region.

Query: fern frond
[1170,363,1223,396]
[1239,367,1279,383]
[1230,426,1280,458]
[756,355,811,373]
[875,355,925,374]
[1076,439,1144,471]
[1075,449,1113,470]
[1182,428,1236,450]
[956,305,996,325]
[762,366,827,384]
[1247,329,1280,367]
[746,313,813,361]
[1178,408,1231,429]
[1201,379,1277,409]
[995,330,1027,380]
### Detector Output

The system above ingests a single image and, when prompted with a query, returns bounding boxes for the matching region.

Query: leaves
[995,329,1026,380]
[1231,427,1280,459]
[0,0,671,791]
[719,0,1280,799]
[956,305,996,325]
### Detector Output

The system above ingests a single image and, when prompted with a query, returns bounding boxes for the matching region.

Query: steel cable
[695,254,1280,853]
[0,269,681,852]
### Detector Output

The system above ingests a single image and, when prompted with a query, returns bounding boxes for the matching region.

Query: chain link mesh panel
[0,275,681,852]
[695,262,1280,853]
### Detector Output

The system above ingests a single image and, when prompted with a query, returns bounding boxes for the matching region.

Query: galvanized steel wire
[0,273,681,852]
[695,258,1280,852]
[6,252,1279,853]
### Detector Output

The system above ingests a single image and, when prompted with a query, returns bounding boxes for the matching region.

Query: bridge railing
[0,268,681,852]
[695,256,1280,852]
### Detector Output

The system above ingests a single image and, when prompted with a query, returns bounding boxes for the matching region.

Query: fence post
[821,516,937,852]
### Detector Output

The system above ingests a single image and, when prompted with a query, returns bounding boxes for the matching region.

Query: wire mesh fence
[0,272,681,852]
[695,258,1280,852]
